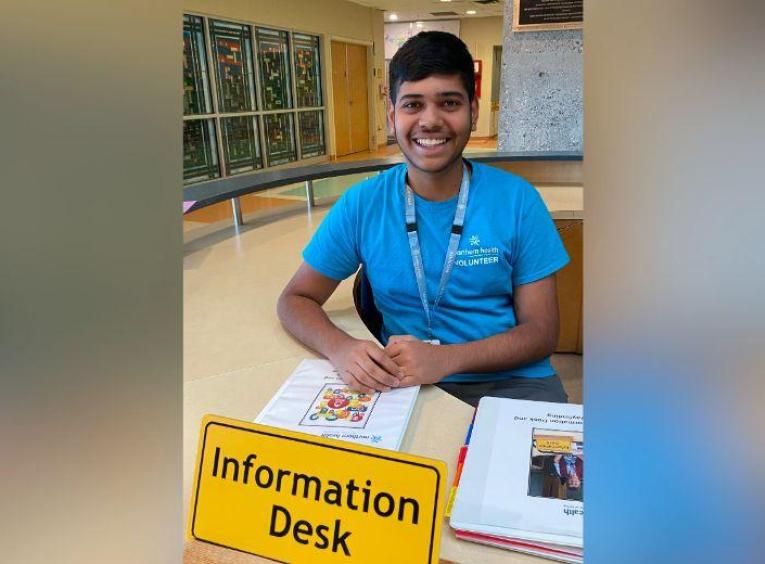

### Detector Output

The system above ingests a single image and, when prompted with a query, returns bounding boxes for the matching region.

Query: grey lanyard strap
[405,164,470,340]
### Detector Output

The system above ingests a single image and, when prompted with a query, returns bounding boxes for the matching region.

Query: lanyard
[405,163,470,341]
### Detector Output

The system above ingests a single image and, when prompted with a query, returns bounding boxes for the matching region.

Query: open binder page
[255,359,419,451]
[451,397,583,546]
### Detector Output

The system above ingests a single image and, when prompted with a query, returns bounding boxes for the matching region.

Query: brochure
[255,359,419,451]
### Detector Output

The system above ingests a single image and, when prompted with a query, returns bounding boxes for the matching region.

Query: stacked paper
[450,397,583,563]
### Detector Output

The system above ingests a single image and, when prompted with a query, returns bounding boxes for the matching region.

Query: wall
[185,0,369,39]
[371,11,388,147]
[497,0,583,152]
[184,0,388,155]
[459,16,504,139]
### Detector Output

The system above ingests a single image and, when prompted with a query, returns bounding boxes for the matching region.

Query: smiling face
[388,74,478,176]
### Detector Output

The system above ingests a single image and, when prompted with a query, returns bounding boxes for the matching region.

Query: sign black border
[513,0,583,32]
[191,419,443,563]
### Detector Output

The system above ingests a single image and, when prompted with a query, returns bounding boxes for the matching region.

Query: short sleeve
[302,192,361,281]
[511,186,570,286]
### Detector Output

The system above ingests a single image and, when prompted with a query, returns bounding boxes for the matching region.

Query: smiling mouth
[413,138,449,147]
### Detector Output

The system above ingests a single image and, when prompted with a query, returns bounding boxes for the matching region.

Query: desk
[185,364,544,563]
[183,186,583,563]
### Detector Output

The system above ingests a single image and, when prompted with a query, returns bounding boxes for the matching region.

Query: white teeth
[415,138,447,147]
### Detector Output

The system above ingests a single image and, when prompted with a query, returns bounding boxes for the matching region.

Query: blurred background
[2,1,764,563]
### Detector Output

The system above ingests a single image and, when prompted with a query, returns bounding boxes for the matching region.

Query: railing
[183,151,583,227]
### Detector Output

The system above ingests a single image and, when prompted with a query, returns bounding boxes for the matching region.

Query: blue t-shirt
[303,161,569,382]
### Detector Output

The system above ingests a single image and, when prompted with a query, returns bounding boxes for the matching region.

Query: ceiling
[348,0,505,22]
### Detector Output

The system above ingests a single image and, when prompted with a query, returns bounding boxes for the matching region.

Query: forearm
[278,291,401,393]
[277,293,355,360]
[442,321,558,376]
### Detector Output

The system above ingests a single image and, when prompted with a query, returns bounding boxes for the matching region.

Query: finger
[384,342,402,358]
[387,335,403,346]
[386,340,412,359]
[397,375,420,388]
[344,370,376,395]
[352,362,388,392]
[361,357,399,389]
[367,347,403,381]
[357,361,393,392]
[388,334,417,345]
[338,370,356,387]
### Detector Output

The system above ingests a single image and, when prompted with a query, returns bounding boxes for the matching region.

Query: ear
[386,98,395,135]
[470,97,479,131]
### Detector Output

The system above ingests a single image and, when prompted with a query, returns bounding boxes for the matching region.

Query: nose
[418,104,443,129]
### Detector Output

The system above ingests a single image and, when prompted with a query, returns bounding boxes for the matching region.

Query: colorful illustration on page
[299,384,380,429]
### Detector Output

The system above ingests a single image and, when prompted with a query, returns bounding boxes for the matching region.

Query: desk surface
[184,196,582,563]
[185,363,544,564]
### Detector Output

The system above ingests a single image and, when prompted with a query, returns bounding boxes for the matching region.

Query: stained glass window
[183,15,212,115]
[182,15,327,184]
[210,20,256,113]
[255,28,293,111]
[298,111,325,158]
[183,119,220,183]
[263,113,297,166]
[221,116,263,174]
[292,33,321,107]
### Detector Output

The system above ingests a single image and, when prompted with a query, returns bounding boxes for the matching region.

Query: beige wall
[460,16,504,138]
[184,0,388,156]
[186,0,371,39]
[371,11,388,147]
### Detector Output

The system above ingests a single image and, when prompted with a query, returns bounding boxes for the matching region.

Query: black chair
[352,267,383,344]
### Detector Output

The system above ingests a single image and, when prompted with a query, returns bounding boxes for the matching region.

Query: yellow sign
[535,436,573,453]
[188,415,447,563]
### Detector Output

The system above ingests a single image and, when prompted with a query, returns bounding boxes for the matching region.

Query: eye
[401,101,421,111]
[442,99,461,109]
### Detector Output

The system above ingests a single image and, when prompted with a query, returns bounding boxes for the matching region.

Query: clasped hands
[329,335,454,394]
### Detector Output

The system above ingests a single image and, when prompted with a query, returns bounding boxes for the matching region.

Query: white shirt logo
[457,236,500,268]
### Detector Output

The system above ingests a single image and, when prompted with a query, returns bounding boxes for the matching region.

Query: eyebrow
[398,91,466,101]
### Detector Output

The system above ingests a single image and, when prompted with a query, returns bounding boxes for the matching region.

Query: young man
[277,32,570,406]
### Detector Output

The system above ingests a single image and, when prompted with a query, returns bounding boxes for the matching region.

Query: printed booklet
[255,359,419,451]
[450,397,583,563]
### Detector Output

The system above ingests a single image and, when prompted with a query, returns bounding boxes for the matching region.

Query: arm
[277,262,401,393]
[385,274,560,386]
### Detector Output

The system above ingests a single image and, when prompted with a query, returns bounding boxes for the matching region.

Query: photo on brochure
[527,428,584,502]
[299,383,381,429]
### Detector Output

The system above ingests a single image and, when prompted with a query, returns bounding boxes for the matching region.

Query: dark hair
[388,31,475,103]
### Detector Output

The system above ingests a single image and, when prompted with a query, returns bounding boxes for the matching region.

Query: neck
[406,158,465,202]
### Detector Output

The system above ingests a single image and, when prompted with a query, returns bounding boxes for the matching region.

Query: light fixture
[415,21,424,28]
[466,10,477,15]
[389,13,398,21]
[440,0,453,2]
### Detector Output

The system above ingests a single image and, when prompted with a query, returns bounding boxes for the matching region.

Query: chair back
[352,267,383,344]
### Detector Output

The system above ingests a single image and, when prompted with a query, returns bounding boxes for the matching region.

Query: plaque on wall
[512,0,583,32]
[210,20,257,113]
[263,113,297,166]
[183,15,212,115]
[298,111,325,158]
[293,33,322,107]
[256,27,293,111]
[221,116,263,174]
[183,119,220,184]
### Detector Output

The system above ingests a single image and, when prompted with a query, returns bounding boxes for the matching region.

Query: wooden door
[331,41,370,157]
[331,41,351,156]
[490,45,503,137]
[346,43,369,154]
